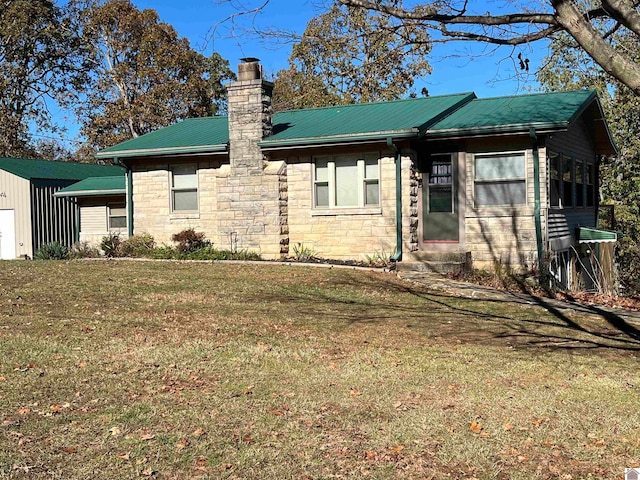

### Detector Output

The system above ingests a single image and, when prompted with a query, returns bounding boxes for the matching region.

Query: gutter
[387,137,402,262]
[113,156,134,237]
[530,128,544,272]
[259,129,418,149]
[96,144,227,159]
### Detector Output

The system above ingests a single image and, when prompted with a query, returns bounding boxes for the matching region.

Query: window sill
[170,212,200,220]
[311,207,382,217]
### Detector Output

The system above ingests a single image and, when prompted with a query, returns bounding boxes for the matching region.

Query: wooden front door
[423,153,459,242]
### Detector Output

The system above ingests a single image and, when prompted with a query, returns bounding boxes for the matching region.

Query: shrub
[35,242,69,260]
[292,243,316,262]
[69,241,100,259]
[100,233,121,258]
[171,228,209,253]
[119,234,155,258]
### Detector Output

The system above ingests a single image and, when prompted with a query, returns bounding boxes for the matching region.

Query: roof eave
[258,129,418,150]
[96,144,228,159]
[426,121,570,139]
[54,189,126,198]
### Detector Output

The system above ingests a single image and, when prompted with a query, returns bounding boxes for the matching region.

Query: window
[549,151,561,207]
[171,165,198,212]
[313,153,380,208]
[428,155,454,213]
[562,155,573,207]
[575,159,584,207]
[586,163,595,207]
[474,153,526,206]
[108,204,126,230]
[548,150,595,209]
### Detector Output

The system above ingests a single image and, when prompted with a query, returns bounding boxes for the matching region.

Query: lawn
[0,260,639,479]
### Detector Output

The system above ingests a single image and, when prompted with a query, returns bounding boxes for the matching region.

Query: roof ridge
[472,89,595,102]
[274,92,476,115]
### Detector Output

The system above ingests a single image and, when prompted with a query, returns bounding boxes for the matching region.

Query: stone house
[82,59,616,288]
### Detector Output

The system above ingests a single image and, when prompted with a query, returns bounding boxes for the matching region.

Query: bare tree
[338,0,640,96]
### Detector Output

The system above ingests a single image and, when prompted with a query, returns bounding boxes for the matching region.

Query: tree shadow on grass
[264,274,640,354]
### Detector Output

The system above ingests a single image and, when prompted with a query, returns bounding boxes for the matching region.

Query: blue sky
[49,0,548,148]
[134,0,546,97]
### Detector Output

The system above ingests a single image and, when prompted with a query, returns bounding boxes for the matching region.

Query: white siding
[0,170,33,258]
[80,205,108,234]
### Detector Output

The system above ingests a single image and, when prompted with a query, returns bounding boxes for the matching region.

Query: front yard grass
[0,260,639,479]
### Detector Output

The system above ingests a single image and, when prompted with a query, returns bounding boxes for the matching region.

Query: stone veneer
[284,151,413,261]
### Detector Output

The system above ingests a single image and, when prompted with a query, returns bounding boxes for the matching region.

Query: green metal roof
[260,93,476,148]
[54,175,125,197]
[428,90,597,137]
[95,93,475,158]
[96,116,229,159]
[0,157,122,181]
[578,227,617,243]
[95,89,614,159]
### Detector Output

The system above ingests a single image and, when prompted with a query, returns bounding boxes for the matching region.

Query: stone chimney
[227,58,273,175]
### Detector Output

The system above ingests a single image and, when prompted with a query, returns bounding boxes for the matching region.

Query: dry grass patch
[0,260,639,479]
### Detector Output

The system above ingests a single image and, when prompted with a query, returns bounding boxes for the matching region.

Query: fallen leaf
[109,426,121,437]
[192,428,205,437]
[364,450,377,460]
[50,405,62,413]
[504,422,514,431]
[541,440,556,447]
[77,362,87,368]
[388,445,404,453]
[531,418,544,426]
[349,389,362,397]
[61,446,77,454]
[480,431,491,438]
[17,408,31,415]
[269,410,284,416]
[141,467,155,476]
[176,438,189,450]
[242,387,253,395]
[470,421,483,433]
[0,377,6,381]
[241,435,255,444]
[118,453,130,460]
[140,433,155,441]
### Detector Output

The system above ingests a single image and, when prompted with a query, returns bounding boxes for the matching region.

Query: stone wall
[285,151,413,261]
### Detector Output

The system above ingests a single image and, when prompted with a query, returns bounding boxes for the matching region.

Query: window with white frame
[108,204,127,230]
[171,165,198,212]
[474,152,526,206]
[313,153,380,208]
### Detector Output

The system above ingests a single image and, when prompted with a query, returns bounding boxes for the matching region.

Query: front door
[423,153,459,242]
[0,209,16,259]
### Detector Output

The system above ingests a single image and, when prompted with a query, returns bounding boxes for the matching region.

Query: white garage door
[0,209,16,259]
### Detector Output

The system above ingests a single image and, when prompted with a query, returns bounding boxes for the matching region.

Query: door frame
[419,151,466,249]
[0,209,17,260]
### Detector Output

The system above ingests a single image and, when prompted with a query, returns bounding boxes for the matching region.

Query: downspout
[113,156,134,237]
[387,137,402,262]
[529,128,544,271]
[73,199,80,243]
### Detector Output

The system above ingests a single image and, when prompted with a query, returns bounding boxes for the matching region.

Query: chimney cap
[240,57,260,63]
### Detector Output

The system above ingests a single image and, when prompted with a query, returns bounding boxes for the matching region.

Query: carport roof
[54,175,125,197]
[0,157,122,181]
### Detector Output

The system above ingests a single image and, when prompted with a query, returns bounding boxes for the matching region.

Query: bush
[171,228,209,253]
[69,241,100,259]
[35,242,69,260]
[119,234,155,258]
[100,233,121,258]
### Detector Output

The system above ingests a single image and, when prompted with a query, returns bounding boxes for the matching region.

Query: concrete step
[398,250,470,275]
[397,260,466,275]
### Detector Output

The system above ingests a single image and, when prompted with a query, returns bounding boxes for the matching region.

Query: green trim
[96,144,227,159]
[55,189,126,198]
[427,121,569,139]
[259,129,418,149]
[126,166,133,237]
[387,137,402,262]
[530,128,544,271]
